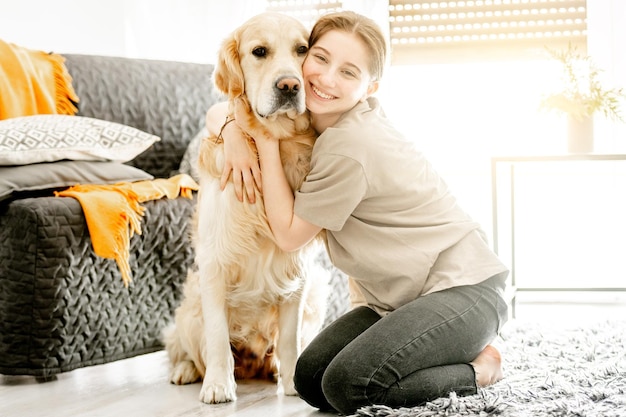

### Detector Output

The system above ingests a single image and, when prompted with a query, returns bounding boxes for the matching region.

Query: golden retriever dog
[162,12,329,404]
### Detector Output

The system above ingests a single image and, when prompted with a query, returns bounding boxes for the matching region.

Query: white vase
[566,115,594,154]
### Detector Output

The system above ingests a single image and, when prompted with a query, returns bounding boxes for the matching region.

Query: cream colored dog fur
[162,13,329,404]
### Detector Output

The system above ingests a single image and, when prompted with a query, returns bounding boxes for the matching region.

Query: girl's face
[303,30,378,132]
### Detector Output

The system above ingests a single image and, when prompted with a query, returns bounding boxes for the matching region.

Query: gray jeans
[293,272,509,414]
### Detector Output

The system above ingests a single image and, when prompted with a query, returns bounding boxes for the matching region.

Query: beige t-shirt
[295,98,508,315]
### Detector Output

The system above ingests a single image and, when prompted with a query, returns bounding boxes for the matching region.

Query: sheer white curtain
[587,0,626,151]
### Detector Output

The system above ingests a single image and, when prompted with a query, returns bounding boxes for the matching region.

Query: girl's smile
[310,83,336,101]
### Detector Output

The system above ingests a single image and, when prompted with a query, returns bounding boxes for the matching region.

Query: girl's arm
[233,98,322,251]
[205,101,262,203]
[254,137,322,252]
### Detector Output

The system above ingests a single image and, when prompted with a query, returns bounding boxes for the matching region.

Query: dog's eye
[252,47,267,58]
[296,45,308,55]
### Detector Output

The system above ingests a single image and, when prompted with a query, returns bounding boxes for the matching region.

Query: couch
[0,53,349,378]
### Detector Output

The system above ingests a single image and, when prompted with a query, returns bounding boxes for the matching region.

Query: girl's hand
[205,102,261,203]
[220,120,262,203]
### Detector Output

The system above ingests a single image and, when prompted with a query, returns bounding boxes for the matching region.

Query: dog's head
[213,13,309,122]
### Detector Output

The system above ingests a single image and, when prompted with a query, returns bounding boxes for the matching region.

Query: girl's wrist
[216,116,236,143]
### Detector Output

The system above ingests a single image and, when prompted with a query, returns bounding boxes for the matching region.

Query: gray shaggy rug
[349,320,626,417]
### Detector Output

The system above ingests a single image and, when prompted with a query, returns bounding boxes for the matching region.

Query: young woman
[207,11,509,415]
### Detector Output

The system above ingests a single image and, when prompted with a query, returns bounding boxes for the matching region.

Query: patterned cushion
[0,115,160,166]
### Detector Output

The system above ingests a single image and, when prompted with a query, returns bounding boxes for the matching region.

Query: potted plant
[540,44,625,153]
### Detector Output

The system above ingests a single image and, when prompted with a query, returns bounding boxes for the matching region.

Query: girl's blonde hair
[309,11,387,82]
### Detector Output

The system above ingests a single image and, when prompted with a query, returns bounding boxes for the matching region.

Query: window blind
[389,0,587,64]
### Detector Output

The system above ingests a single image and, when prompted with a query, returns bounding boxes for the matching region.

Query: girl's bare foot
[470,345,503,387]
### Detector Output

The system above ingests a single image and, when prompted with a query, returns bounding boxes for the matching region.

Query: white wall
[0,0,265,63]
[0,0,128,58]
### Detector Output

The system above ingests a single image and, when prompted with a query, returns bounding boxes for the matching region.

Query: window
[388,0,587,64]
[266,0,588,64]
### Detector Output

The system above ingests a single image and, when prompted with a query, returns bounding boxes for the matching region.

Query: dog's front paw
[199,379,237,404]
[280,374,298,396]
[170,360,201,385]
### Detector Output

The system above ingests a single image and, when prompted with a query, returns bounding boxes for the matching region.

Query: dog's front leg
[276,294,302,396]
[198,272,237,404]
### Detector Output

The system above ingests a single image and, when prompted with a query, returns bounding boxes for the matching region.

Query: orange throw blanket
[0,39,78,119]
[55,174,199,286]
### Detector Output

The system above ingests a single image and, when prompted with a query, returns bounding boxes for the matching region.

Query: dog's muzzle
[258,75,306,118]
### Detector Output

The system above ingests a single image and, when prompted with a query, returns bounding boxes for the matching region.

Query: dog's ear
[213,34,245,98]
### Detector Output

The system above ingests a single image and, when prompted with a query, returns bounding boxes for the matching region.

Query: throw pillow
[0,115,160,166]
[0,160,153,202]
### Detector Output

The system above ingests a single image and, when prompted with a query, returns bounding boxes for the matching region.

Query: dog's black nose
[275,76,301,97]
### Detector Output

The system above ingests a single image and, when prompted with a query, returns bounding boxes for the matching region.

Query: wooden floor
[0,350,337,417]
[2,296,624,417]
